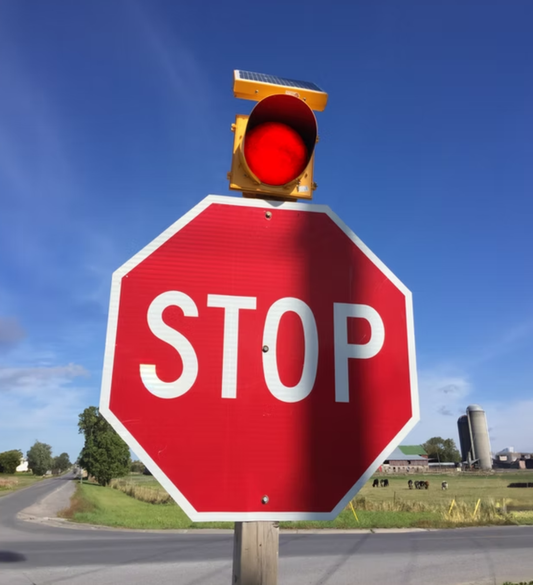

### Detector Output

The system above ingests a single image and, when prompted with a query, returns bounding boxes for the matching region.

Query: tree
[422,437,461,463]
[52,452,71,474]
[27,441,53,476]
[130,460,145,474]
[78,406,131,486]
[0,449,23,474]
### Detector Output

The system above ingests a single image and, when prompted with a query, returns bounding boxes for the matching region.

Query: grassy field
[125,471,533,508]
[61,482,445,530]
[59,471,533,530]
[359,472,533,509]
[0,473,44,496]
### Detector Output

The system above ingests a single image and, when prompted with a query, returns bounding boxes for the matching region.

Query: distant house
[16,458,29,473]
[380,445,429,472]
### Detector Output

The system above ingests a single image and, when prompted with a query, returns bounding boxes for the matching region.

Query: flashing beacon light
[228,70,328,200]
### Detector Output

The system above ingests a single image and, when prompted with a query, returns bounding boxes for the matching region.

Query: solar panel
[236,70,324,93]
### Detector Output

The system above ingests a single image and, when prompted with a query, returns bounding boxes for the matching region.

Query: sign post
[233,521,279,585]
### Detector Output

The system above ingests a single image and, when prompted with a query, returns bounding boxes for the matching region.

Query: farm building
[493,448,533,469]
[380,445,429,472]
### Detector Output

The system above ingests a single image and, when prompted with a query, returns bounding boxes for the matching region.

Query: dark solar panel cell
[237,70,323,92]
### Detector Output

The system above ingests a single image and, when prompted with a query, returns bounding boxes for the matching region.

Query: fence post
[349,501,360,523]
[472,498,481,518]
[447,498,456,516]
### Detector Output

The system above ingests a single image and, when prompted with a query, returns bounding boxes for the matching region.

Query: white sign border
[100,194,419,522]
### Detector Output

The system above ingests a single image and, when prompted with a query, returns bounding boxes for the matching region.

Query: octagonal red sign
[100,195,418,521]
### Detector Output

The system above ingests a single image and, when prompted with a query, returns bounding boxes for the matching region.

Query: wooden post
[232,521,279,585]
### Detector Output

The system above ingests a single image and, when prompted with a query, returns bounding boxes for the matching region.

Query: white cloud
[482,399,533,453]
[405,367,473,446]
[0,363,89,460]
[0,363,88,391]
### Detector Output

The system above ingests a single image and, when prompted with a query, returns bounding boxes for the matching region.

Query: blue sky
[0,1,532,462]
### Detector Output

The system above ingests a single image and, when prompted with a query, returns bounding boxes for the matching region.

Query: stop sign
[100,195,418,521]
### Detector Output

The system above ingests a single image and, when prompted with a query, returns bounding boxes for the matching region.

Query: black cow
[441,481,448,490]
[372,479,379,488]
[408,479,413,490]
[380,479,389,487]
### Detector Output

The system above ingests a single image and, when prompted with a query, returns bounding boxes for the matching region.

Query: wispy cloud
[405,367,472,445]
[128,2,214,142]
[0,362,89,458]
[0,363,88,393]
[0,316,25,349]
[437,405,454,416]
[0,37,75,209]
[468,317,533,368]
[418,368,472,410]
[483,399,533,452]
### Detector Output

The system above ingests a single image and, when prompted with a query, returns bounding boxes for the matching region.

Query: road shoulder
[18,478,76,525]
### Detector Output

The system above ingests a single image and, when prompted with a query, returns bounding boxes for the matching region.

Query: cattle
[380,479,389,487]
[372,479,379,488]
[441,481,448,490]
[415,480,429,489]
[408,479,413,489]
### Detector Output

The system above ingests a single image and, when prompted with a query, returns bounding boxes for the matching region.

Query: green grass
[60,483,232,529]
[60,471,533,530]
[0,473,44,496]
[62,482,445,530]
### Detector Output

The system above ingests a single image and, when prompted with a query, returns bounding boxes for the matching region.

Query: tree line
[0,443,71,475]
[2,407,140,483]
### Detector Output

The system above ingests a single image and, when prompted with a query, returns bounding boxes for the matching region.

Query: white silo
[466,404,492,470]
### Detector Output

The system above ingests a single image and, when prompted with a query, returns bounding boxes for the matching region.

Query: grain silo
[457,414,472,463]
[466,404,492,470]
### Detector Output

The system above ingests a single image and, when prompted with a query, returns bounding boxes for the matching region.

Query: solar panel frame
[236,70,324,93]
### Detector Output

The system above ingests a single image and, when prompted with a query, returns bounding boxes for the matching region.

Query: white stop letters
[140,292,384,403]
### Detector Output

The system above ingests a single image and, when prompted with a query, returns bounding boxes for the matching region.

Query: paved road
[1,477,533,584]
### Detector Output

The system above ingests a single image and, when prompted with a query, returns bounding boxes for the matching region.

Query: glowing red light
[244,122,308,186]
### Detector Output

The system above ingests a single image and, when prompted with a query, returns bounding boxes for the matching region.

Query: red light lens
[244,122,308,186]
